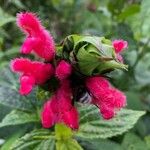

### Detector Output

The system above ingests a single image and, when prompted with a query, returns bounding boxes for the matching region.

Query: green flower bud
[57,35,128,76]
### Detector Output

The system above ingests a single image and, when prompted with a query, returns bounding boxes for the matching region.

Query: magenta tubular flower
[56,80,72,112]
[113,39,128,63]
[11,58,54,95]
[55,60,72,80]
[19,75,35,95]
[86,76,126,120]
[17,12,55,61]
[41,79,79,129]
[85,76,110,100]
[41,97,57,128]
[62,106,79,130]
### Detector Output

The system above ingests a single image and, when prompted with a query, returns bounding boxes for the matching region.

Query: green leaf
[56,139,83,150]
[75,36,114,57]
[10,0,26,9]
[34,139,55,150]
[0,110,39,128]
[126,91,144,110]
[118,4,140,21]
[0,46,20,62]
[1,130,25,150]
[135,53,150,85]
[107,0,125,16]
[0,67,37,111]
[0,7,15,27]
[122,133,149,150]
[77,105,145,139]
[11,129,53,150]
[79,139,122,150]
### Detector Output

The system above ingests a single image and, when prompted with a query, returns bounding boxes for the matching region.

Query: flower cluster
[11,12,55,95]
[11,12,128,130]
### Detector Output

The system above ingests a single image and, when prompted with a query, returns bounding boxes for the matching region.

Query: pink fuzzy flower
[110,88,126,108]
[11,58,54,95]
[86,76,126,119]
[62,107,79,129]
[19,75,35,95]
[55,60,72,80]
[56,80,72,113]
[85,76,110,100]
[41,80,79,129]
[17,12,55,61]
[41,97,57,128]
[113,39,128,53]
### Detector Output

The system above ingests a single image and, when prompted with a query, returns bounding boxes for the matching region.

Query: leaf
[136,115,150,138]
[79,139,122,150]
[34,139,55,150]
[0,110,39,128]
[56,139,83,150]
[11,129,53,150]
[107,0,125,16]
[0,7,15,27]
[0,46,20,62]
[1,130,25,150]
[10,0,26,9]
[0,67,37,111]
[135,53,150,85]
[118,4,140,21]
[126,91,144,110]
[122,133,148,150]
[76,105,145,139]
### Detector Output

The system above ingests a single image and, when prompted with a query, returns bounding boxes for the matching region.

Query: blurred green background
[0,0,150,149]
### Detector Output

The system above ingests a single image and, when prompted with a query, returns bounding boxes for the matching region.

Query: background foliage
[0,0,150,149]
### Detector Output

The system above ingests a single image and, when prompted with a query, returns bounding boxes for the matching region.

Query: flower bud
[59,35,128,76]
[55,60,72,80]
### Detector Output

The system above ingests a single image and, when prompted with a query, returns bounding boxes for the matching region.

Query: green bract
[57,35,128,76]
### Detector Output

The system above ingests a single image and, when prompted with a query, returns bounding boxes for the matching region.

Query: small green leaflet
[55,124,83,150]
